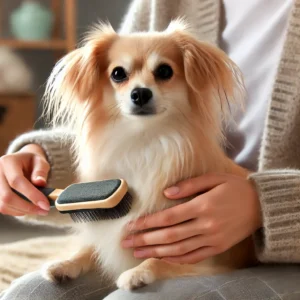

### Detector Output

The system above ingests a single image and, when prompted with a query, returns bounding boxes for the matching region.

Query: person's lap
[1,264,300,300]
[0,271,114,300]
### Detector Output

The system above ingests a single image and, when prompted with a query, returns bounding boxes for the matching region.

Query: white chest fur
[75,120,217,279]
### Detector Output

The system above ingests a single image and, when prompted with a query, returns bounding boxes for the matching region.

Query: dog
[42,19,256,290]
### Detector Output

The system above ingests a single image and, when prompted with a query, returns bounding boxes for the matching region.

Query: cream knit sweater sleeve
[249,170,300,263]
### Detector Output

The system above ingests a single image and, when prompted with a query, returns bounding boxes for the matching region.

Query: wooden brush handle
[12,187,59,208]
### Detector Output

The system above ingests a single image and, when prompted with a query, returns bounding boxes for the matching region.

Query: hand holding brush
[12,179,133,222]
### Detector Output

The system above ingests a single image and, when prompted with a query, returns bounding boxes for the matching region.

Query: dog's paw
[117,267,155,290]
[41,260,82,284]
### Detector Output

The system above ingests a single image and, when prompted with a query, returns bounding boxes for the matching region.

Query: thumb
[164,173,227,199]
[31,155,50,186]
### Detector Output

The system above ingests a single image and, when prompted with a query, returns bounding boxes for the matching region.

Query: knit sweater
[7,0,300,263]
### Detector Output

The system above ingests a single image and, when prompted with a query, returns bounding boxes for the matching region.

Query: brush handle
[12,187,56,208]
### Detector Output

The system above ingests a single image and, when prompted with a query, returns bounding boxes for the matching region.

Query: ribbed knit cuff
[249,170,300,263]
[6,129,75,189]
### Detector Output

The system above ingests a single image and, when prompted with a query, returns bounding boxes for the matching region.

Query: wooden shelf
[0,94,36,155]
[0,1,76,52]
[0,39,67,50]
[0,92,35,98]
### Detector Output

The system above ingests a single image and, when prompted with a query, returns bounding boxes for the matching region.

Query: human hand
[0,144,51,216]
[122,173,262,264]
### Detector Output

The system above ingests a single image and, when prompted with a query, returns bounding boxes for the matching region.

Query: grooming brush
[12,179,132,222]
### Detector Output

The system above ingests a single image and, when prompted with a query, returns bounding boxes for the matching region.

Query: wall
[1,0,130,127]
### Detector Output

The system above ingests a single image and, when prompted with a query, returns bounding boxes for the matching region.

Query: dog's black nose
[131,88,153,107]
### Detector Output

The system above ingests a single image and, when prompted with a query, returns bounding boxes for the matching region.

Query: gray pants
[1,264,300,300]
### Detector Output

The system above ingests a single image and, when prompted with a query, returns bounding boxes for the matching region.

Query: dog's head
[45,19,244,143]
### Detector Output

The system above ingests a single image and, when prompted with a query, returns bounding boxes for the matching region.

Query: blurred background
[0,0,130,244]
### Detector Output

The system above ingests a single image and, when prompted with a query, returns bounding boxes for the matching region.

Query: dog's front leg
[117,258,228,290]
[42,245,97,283]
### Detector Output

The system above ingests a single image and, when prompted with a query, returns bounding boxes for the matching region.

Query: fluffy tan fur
[42,20,255,290]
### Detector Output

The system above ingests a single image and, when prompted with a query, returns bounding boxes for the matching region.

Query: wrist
[249,180,263,231]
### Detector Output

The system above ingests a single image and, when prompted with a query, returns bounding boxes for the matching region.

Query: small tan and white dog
[42,20,256,290]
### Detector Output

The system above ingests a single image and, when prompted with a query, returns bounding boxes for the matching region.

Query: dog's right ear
[44,22,117,126]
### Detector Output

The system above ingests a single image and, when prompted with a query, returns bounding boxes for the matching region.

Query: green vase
[10,0,54,40]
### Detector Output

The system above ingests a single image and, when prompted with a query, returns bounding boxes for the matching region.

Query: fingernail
[134,249,147,258]
[122,238,134,248]
[38,209,49,216]
[37,201,50,211]
[36,176,46,183]
[165,186,180,196]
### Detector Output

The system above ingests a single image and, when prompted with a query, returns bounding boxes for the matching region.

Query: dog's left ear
[168,19,245,121]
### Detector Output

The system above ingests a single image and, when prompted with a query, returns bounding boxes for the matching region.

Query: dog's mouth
[130,107,157,116]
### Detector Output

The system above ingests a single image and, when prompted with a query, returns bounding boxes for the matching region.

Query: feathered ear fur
[168,19,245,140]
[44,22,117,128]
[166,18,191,33]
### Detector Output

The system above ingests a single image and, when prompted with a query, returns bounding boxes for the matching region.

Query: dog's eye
[111,67,128,83]
[154,64,173,81]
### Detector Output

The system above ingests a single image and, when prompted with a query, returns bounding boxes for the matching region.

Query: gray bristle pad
[57,179,121,205]
[69,192,133,222]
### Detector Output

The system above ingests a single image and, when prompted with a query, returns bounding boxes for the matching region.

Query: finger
[3,201,32,216]
[163,246,218,264]
[31,155,50,186]
[164,173,227,199]
[0,206,25,216]
[5,195,49,216]
[0,172,48,216]
[123,219,200,248]
[133,235,210,259]
[127,201,199,232]
[3,202,46,216]
[4,160,50,211]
